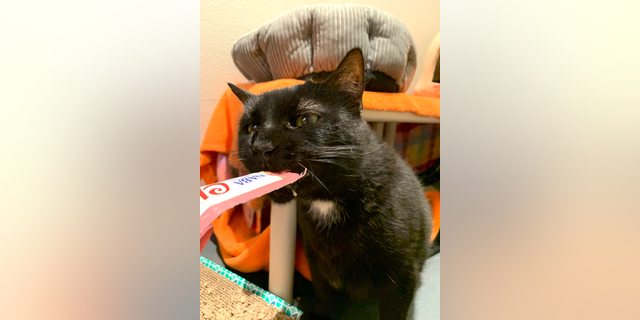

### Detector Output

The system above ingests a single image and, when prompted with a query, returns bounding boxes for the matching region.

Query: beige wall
[200,0,440,144]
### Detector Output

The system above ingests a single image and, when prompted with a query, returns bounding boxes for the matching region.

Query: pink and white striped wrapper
[200,170,306,240]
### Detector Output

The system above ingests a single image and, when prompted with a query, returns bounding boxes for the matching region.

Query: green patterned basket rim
[200,256,303,319]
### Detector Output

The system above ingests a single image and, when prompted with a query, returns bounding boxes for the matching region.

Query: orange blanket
[200,79,440,281]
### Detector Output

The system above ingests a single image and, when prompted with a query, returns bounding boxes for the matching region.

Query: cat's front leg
[299,260,344,320]
[377,274,419,320]
[300,276,341,320]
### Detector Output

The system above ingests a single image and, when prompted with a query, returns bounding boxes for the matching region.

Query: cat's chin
[267,187,296,204]
[250,164,304,175]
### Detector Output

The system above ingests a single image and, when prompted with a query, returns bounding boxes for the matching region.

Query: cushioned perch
[231,4,418,92]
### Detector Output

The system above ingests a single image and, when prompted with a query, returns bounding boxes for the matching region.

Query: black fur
[232,48,432,320]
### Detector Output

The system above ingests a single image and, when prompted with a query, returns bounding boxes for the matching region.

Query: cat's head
[230,48,370,179]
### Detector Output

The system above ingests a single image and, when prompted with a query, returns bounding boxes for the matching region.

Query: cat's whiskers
[387,273,397,284]
[306,158,350,169]
[227,150,248,165]
[297,161,332,195]
[363,142,385,155]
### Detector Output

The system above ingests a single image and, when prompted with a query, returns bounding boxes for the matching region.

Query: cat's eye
[295,114,318,127]
[248,124,258,133]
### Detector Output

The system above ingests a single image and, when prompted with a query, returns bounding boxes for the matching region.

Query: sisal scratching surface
[200,264,294,320]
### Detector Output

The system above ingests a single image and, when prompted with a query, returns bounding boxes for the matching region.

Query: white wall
[201,0,440,144]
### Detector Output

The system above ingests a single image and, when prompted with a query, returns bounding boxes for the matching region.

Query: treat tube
[199,170,306,241]
[269,200,297,304]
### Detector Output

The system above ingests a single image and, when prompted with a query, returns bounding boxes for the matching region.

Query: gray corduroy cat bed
[231,4,417,93]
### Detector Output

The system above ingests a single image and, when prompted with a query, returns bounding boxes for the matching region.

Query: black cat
[230,48,432,320]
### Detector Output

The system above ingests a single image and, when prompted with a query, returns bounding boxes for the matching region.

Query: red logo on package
[200,183,230,200]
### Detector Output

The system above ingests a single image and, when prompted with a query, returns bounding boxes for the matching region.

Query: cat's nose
[252,142,277,158]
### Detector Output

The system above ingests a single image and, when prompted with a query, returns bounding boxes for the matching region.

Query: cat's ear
[228,83,255,104]
[325,48,365,101]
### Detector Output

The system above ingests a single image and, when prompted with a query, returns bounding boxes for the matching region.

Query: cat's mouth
[254,153,307,176]
[244,149,310,177]
[259,162,296,175]
[267,165,307,176]
[251,161,302,176]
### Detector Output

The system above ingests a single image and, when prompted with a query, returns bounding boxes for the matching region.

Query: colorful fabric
[394,123,440,173]
[200,256,303,318]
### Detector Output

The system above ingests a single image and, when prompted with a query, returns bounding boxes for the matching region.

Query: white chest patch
[309,200,337,224]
